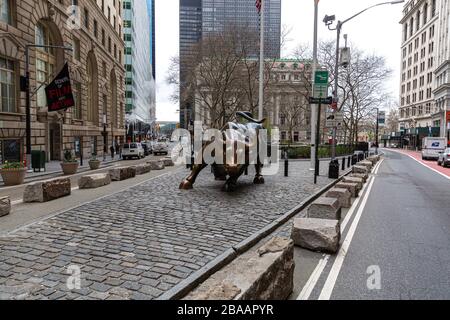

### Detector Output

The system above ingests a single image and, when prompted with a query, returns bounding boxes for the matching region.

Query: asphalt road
[327,149,450,299]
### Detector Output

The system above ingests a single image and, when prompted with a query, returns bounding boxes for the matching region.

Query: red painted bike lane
[387,148,450,179]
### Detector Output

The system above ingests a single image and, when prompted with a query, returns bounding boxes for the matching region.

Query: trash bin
[328,159,339,179]
[31,150,46,172]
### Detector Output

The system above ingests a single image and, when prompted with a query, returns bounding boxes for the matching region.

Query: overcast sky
[155,0,404,122]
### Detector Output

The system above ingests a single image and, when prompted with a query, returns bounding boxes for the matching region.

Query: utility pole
[376,107,379,155]
[258,0,265,121]
[310,0,319,171]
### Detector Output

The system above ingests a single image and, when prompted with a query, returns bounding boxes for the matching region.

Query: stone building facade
[194,59,313,144]
[398,0,439,134]
[0,0,125,164]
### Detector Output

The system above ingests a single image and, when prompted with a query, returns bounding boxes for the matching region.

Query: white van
[421,137,447,160]
[122,142,145,160]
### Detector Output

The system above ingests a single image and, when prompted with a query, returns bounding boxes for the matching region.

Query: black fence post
[342,157,345,170]
[284,158,289,177]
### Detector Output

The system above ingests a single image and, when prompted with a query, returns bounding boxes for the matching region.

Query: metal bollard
[347,156,351,168]
[245,167,248,176]
[284,158,289,177]
[342,158,345,170]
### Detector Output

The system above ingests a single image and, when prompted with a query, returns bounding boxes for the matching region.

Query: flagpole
[258,0,265,121]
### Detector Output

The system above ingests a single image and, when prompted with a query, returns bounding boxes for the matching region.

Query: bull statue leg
[222,164,248,192]
[179,163,207,189]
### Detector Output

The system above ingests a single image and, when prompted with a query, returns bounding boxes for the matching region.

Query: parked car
[437,148,450,167]
[153,139,169,156]
[421,137,446,160]
[122,143,145,160]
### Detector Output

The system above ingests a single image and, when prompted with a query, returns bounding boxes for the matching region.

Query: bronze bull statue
[179,112,267,192]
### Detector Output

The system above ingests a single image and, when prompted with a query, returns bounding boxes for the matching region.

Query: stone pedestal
[291,218,340,253]
[0,196,11,217]
[78,173,111,189]
[326,188,352,208]
[307,197,341,220]
[24,178,71,203]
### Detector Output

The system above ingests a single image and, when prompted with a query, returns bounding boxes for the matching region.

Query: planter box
[0,168,26,186]
[60,162,79,175]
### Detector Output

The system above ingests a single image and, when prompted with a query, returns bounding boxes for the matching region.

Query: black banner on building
[45,62,75,112]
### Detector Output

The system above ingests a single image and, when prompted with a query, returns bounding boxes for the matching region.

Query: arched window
[423,3,428,24]
[416,11,420,31]
[409,17,414,37]
[35,22,56,108]
[86,52,98,124]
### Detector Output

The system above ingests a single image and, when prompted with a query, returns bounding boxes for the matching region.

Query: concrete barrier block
[326,188,352,208]
[78,173,111,189]
[186,237,294,300]
[343,176,364,190]
[109,167,136,181]
[0,196,11,217]
[147,160,165,170]
[133,163,152,175]
[353,165,369,174]
[336,182,359,197]
[350,172,368,182]
[24,178,71,203]
[291,218,340,254]
[307,196,341,220]
[359,161,373,170]
[162,157,175,167]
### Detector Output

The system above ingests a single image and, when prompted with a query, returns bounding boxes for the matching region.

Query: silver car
[437,147,450,167]
[153,139,169,156]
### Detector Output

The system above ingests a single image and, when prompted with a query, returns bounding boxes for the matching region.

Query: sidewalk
[0,156,121,186]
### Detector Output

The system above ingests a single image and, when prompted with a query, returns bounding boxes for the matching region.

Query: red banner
[45,62,75,112]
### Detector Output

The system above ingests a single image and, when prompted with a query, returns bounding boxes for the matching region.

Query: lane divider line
[318,171,377,300]
[296,158,384,300]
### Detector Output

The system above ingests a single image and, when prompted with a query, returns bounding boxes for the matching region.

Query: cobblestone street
[0,161,332,300]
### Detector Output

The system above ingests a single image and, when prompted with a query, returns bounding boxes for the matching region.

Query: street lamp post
[24,44,73,171]
[375,107,379,155]
[324,0,404,163]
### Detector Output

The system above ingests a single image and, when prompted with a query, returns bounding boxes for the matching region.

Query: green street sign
[314,70,329,85]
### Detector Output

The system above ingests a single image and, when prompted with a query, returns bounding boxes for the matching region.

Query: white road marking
[318,173,377,300]
[297,255,330,300]
[296,158,384,300]
[387,149,450,181]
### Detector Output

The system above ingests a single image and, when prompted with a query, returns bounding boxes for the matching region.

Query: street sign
[326,112,344,127]
[309,96,333,105]
[378,111,386,127]
[314,70,329,84]
[313,70,329,98]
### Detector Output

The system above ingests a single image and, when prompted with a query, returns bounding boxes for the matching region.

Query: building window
[86,53,98,123]
[35,23,56,108]
[72,37,80,61]
[0,0,13,25]
[0,57,16,113]
[72,81,81,120]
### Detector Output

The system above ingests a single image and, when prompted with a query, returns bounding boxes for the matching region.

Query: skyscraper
[124,0,156,141]
[178,0,281,128]
[148,0,156,79]
[179,0,203,128]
